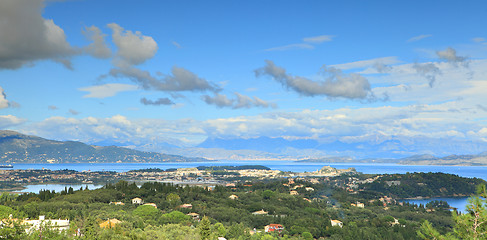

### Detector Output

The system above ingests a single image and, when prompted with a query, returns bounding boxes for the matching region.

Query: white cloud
[140,97,174,106]
[407,34,432,42]
[202,92,277,109]
[472,37,486,43]
[172,41,182,49]
[69,109,80,115]
[330,57,400,70]
[109,65,220,92]
[108,23,158,65]
[264,43,314,52]
[0,115,25,128]
[303,35,334,43]
[436,47,467,63]
[264,34,333,52]
[79,83,138,98]
[255,60,372,99]
[0,87,9,109]
[0,0,76,69]
[83,26,112,59]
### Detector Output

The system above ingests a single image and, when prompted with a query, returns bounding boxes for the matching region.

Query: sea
[12,161,487,212]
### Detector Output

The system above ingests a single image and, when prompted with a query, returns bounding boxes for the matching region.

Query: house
[226,183,236,187]
[290,191,299,195]
[385,181,401,187]
[330,220,343,228]
[351,202,364,208]
[99,218,122,229]
[132,197,143,205]
[252,209,268,215]
[180,204,193,209]
[228,194,238,200]
[143,203,157,208]
[109,201,125,205]
[186,212,200,220]
[305,187,314,191]
[265,224,284,233]
[22,216,70,233]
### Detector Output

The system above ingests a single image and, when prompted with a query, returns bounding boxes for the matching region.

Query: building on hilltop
[331,219,343,228]
[265,224,284,233]
[132,197,143,205]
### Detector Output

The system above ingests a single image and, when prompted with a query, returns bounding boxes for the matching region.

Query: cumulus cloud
[82,26,112,59]
[23,115,206,147]
[202,93,234,108]
[407,34,432,42]
[140,97,174,106]
[108,23,158,66]
[69,109,80,115]
[109,65,219,92]
[436,47,468,65]
[0,115,25,128]
[202,93,277,109]
[79,83,138,98]
[255,60,372,99]
[104,24,219,95]
[0,87,9,109]
[413,62,441,87]
[0,0,76,69]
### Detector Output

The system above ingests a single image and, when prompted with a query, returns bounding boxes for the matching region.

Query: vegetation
[0,171,485,239]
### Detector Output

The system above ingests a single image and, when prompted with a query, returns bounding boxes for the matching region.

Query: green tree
[166,193,182,208]
[418,184,487,240]
[160,211,191,224]
[302,231,313,240]
[199,216,211,240]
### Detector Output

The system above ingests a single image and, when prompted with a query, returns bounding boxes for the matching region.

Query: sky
[1,0,487,154]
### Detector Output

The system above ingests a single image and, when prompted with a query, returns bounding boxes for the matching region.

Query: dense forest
[0,172,486,239]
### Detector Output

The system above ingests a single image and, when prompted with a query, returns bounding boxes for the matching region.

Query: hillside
[0,130,206,163]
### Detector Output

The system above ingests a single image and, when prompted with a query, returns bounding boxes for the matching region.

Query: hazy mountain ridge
[195,136,487,159]
[0,130,206,163]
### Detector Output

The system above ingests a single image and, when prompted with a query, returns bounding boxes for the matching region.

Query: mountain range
[0,130,206,163]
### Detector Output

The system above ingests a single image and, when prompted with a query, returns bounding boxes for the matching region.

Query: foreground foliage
[0,172,484,239]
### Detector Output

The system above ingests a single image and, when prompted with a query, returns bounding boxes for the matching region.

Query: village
[0,165,359,188]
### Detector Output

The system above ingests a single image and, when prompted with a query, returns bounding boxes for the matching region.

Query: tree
[199,216,211,240]
[302,231,313,240]
[160,211,191,224]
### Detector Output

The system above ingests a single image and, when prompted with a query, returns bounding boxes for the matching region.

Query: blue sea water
[10,161,487,181]
[401,197,470,212]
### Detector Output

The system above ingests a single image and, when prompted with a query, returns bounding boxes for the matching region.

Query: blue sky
[1,0,487,154]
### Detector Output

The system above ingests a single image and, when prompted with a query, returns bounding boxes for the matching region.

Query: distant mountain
[196,136,487,159]
[0,130,206,163]
[398,154,487,166]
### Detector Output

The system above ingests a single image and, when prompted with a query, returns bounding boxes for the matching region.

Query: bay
[401,197,470,212]
[19,184,103,193]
